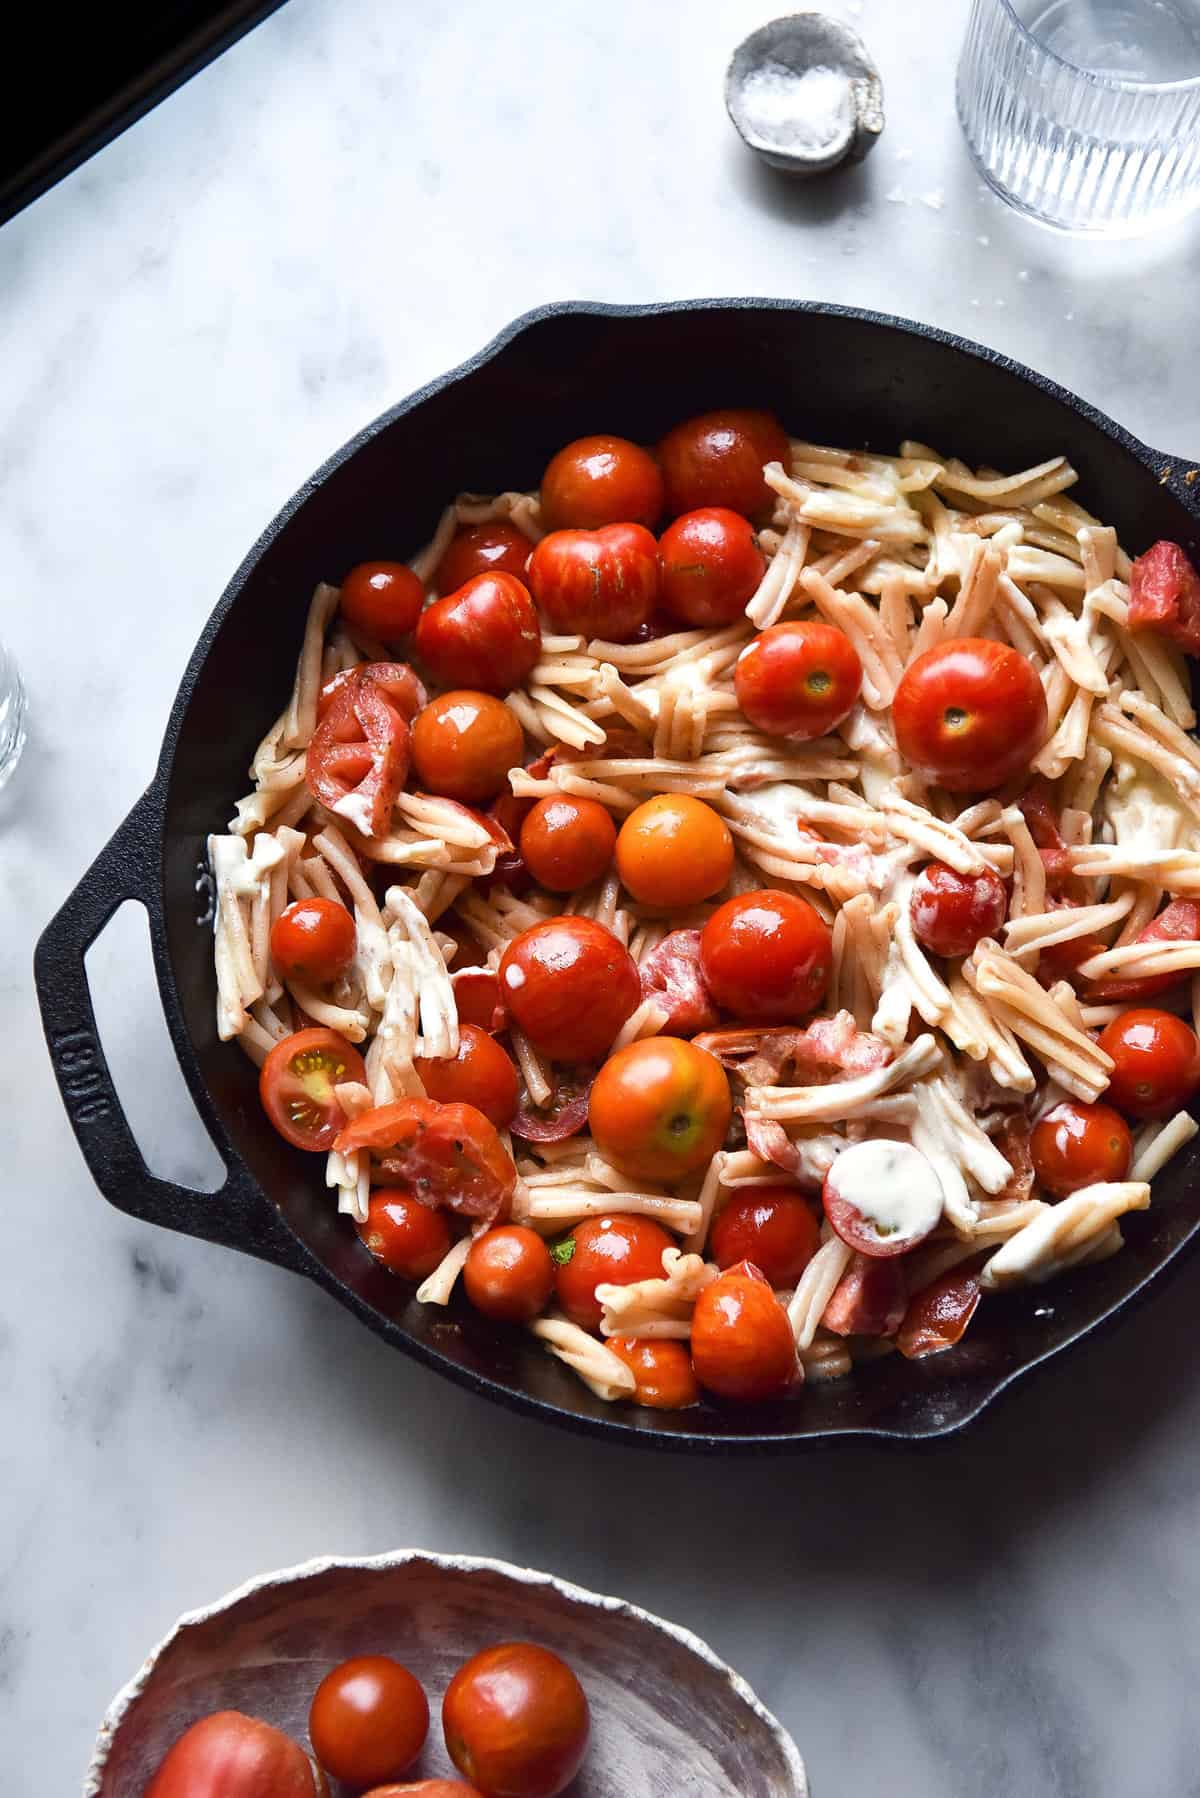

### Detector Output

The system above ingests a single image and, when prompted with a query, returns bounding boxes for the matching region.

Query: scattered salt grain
[886,185,912,205]
[1018,269,1030,281]
[919,189,945,211]
[977,233,990,246]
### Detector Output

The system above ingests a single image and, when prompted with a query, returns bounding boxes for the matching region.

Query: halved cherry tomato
[553,1214,675,1330]
[356,1188,453,1280]
[604,1337,699,1409]
[658,507,765,626]
[690,1260,797,1401]
[318,662,428,725]
[588,1036,731,1183]
[1128,539,1200,656]
[892,637,1048,791]
[657,409,790,521]
[270,897,356,984]
[339,562,425,644]
[451,968,507,1033]
[822,1140,944,1257]
[464,1224,555,1323]
[1030,1101,1133,1197]
[822,1253,908,1337]
[442,1643,589,1798]
[510,1066,595,1143]
[1098,1008,1200,1119]
[415,572,541,695]
[336,1098,516,1222]
[146,1711,325,1798]
[416,1025,519,1127]
[527,523,658,640]
[519,796,617,893]
[699,889,831,1020]
[498,917,640,1061]
[615,794,733,907]
[540,434,664,531]
[410,691,524,803]
[897,1267,982,1359]
[260,1028,367,1152]
[710,1187,820,1286]
[307,667,410,837]
[435,521,532,596]
[310,1657,428,1788]
[734,621,862,740]
[639,927,719,1036]
[909,861,1007,959]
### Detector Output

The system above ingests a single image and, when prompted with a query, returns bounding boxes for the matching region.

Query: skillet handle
[34,789,305,1271]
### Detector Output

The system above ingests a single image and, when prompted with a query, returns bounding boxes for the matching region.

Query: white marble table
[4,1,1200,1792]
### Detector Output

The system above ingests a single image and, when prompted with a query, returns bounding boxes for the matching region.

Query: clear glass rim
[996,0,1200,94]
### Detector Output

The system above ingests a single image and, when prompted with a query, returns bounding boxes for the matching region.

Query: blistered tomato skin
[700,889,831,1021]
[442,1643,590,1798]
[554,1214,675,1330]
[658,507,765,626]
[498,917,641,1062]
[435,521,532,596]
[710,1188,820,1286]
[410,691,524,803]
[909,862,1007,959]
[415,1025,520,1127]
[463,1225,555,1323]
[588,1036,732,1183]
[519,796,617,893]
[1030,1101,1133,1197]
[1098,1008,1200,1119]
[527,523,659,641]
[540,434,664,531]
[146,1711,326,1798]
[657,409,790,521]
[892,638,1048,791]
[615,794,734,908]
[690,1260,797,1402]
[605,1337,700,1409]
[340,562,425,644]
[734,621,862,740]
[356,1189,453,1280]
[309,1657,429,1788]
[416,573,541,694]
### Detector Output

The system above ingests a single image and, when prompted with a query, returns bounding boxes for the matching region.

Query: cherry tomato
[892,637,1048,791]
[527,523,658,641]
[540,434,664,532]
[519,796,617,893]
[319,661,427,724]
[498,917,640,1061]
[464,1224,555,1322]
[310,1656,429,1788]
[615,794,733,908]
[823,1253,908,1337]
[734,621,862,741]
[356,1187,454,1279]
[410,691,524,804]
[340,562,425,644]
[657,408,789,521]
[658,507,765,626]
[588,1036,731,1183]
[511,1066,595,1144]
[1084,897,1200,1002]
[897,1267,982,1359]
[822,1140,944,1258]
[443,1643,589,1798]
[1128,538,1200,656]
[362,1785,482,1797]
[451,968,507,1033]
[1098,1008,1200,1119]
[435,521,532,596]
[604,1337,699,1409]
[270,897,356,985]
[146,1711,325,1798]
[710,1187,820,1286]
[909,862,1007,959]
[416,1025,519,1127]
[336,1099,516,1222]
[554,1214,675,1330]
[690,1260,797,1401]
[308,667,410,837]
[260,1028,367,1152]
[699,889,831,1021]
[1030,1101,1133,1197]
[416,572,541,695]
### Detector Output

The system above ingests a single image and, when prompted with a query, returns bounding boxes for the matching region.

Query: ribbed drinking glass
[0,641,26,792]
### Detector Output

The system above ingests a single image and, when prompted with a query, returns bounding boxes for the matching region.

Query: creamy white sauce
[332,789,378,838]
[1103,756,1194,854]
[825,1139,944,1240]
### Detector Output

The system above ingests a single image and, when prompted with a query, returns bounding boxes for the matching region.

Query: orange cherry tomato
[615,794,733,908]
[416,1025,519,1127]
[709,1187,820,1286]
[588,1037,731,1183]
[146,1711,325,1798]
[336,1099,516,1223]
[340,562,425,644]
[443,1644,589,1798]
[356,1188,453,1279]
[318,662,427,724]
[519,796,617,893]
[554,1214,676,1330]
[540,434,664,531]
[657,408,789,521]
[309,1656,429,1788]
[527,523,658,641]
[435,521,532,596]
[410,691,524,803]
[690,1260,797,1402]
[734,621,862,740]
[270,897,356,984]
[658,507,765,626]
[909,862,1007,959]
[1098,1008,1200,1119]
[1030,1101,1133,1197]
[415,572,542,695]
[604,1337,699,1409]
[892,638,1048,791]
[259,1028,367,1153]
[464,1224,555,1323]
[700,889,831,1021]
[498,917,640,1061]
[307,666,410,837]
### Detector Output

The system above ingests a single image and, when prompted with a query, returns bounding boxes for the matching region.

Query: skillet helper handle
[34,789,302,1269]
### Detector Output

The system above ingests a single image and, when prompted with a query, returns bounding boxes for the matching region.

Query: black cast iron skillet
[34,300,1200,1451]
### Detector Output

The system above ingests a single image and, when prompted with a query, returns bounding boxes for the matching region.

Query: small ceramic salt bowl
[726,12,884,175]
[84,1551,809,1796]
